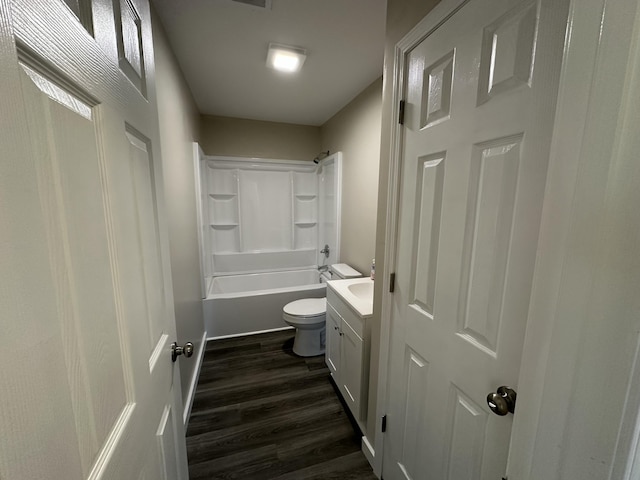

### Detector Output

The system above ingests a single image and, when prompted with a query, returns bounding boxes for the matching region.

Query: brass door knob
[487,386,517,416]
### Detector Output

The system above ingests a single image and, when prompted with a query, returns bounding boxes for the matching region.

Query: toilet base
[292,326,326,357]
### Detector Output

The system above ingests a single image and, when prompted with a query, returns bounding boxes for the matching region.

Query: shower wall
[198,155,340,278]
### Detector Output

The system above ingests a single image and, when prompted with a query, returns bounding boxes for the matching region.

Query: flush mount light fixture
[266,43,307,73]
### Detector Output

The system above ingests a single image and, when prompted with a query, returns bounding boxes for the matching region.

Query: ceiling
[151,0,387,126]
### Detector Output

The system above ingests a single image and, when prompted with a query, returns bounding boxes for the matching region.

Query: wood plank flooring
[186,329,377,480]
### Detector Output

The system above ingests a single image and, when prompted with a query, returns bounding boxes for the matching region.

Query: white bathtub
[203,269,326,339]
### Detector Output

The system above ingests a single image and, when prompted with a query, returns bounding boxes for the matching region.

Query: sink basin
[347,281,373,301]
[327,277,374,317]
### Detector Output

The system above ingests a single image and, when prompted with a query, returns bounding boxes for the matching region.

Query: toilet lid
[283,298,326,317]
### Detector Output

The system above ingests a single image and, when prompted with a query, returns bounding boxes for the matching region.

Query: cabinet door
[341,319,364,420]
[326,305,342,376]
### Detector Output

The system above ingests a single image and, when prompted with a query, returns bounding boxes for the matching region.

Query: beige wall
[152,11,204,411]
[199,115,321,161]
[367,0,443,447]
[321,77,383,276]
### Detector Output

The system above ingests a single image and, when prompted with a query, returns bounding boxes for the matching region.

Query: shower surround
[194,148,342,338]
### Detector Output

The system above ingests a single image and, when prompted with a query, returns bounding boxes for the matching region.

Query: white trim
[373,0,470,476]
[206,155,316,172]
[207,326,294,342]
[193,143,207,300]
[362,435,375,469]
[182,330,208,427]
[318,152,342,265]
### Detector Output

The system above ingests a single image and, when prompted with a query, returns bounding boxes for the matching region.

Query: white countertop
[326,277,374,318]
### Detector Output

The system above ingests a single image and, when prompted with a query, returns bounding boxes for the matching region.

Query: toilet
[283,263,361,357]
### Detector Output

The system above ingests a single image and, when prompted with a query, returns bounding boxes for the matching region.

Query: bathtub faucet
[318,265,329,273]
[320,244,330,258]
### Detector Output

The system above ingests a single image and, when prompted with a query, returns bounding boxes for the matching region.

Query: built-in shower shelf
[294,222,317,227]
[209,193,237,199]
[210,223,239,228]
[295,194,317,200]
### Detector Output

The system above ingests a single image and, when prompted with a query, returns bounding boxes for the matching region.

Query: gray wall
[320,77,382,276]
[152,11,205,414]
[199,114,321,161]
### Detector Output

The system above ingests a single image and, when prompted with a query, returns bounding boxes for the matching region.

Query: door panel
[340,319,363,418]
[384,0,569,478]
[124,128,167,354]
[157,404,179,480]
[458,135,522,355]
[410,153,445,316]
[442,386,489,480]
[326,304,342,375]
[19,62,131,477]
[396,349,430,480]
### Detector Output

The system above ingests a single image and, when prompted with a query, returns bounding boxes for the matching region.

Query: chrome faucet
[320,244,330,258]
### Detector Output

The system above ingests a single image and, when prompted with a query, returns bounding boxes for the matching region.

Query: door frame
[374,0,640,477]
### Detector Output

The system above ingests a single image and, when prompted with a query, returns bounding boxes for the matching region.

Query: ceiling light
[266,43,307,73]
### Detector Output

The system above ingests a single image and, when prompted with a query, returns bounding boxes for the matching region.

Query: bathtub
[203,268,326,339]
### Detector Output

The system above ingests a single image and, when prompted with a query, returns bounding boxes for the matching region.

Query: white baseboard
[362,435,376,472]
[207,325,293,342]
[183,330,207,427]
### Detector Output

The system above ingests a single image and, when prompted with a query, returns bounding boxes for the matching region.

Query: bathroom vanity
[325,278,373,431]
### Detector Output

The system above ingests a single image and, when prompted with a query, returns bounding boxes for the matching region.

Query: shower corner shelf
[295,194,317,200]
[209,193,237,199]
[210,223,239,228]
[294,222,317,227]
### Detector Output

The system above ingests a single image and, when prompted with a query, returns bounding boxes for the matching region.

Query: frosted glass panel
[240,170,292,252]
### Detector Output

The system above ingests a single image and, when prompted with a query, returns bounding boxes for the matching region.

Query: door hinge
[389,273,396,293]
[381,414,387,433]
[398,100,405,125]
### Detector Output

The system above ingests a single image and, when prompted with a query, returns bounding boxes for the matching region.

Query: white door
[383,0,568,478]
[0,1,189,479]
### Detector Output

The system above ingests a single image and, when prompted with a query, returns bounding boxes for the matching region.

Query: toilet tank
[330,263,361,280]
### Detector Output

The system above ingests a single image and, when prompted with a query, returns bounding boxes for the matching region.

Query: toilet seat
[283,298,326,326]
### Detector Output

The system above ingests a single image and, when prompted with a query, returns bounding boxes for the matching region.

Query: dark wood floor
[186,329,378,480]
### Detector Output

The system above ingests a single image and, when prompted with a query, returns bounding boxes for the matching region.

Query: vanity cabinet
[326,286,371,428]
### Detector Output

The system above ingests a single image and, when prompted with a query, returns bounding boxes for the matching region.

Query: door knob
[171,342,194,362]
[487,386,517,416]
